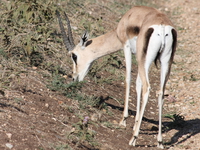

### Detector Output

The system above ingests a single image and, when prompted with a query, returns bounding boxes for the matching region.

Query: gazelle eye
[71,53,77,64]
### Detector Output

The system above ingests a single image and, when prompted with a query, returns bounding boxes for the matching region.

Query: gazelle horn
[56,10,75,51]
[64,12,75,48]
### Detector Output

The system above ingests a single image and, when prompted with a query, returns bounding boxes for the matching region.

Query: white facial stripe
[77,63,91,81]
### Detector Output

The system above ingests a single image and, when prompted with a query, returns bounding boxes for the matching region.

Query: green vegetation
[68,116,99,148]
[0,0,57,59]
[164,113,185,130]
[54,143,73,150]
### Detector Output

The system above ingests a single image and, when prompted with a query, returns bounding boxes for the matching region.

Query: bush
[0,0,58,64]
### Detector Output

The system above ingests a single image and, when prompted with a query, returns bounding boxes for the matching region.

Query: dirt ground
[161,0,200,149]
[0,0,200,150]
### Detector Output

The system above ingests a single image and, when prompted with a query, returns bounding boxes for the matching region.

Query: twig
[35,135,45,150]
[1,67,7,79]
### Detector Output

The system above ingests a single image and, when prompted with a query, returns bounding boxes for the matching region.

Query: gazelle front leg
[119,42,132,127]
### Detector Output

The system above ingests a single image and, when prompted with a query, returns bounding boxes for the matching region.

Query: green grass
[48,74,84,97]
[54,143,73,150]
[68,116,99,148]
[163,113,185,130]
[101,121,121,130]
[48,73,108,110]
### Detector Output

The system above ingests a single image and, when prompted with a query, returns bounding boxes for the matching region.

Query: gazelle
[56,6,177,149]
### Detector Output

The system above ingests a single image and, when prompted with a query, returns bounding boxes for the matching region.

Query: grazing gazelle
[56,5,177,149]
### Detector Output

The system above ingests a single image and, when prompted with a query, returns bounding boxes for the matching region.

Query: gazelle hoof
[119,119,126,127]
[157,142,164,149]
[129,136,137,146]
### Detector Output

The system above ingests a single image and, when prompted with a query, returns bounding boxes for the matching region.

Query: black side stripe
[143,28,154,54]
[170,28,177,63]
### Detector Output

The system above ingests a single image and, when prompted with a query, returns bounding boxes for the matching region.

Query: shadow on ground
[102,96,200,149]
[164,118,200,148]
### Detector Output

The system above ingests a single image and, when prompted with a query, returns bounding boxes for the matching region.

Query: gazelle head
[56,11,93,81]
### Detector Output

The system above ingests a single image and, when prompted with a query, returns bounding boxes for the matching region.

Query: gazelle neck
[88,30,123,60]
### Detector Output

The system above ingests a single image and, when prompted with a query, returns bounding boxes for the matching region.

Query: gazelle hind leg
[129,63,151,146]
[157,62,171,149]
[130,28,162,146]
[119,41,132,127]
[157,26,174,148]
[157,50,173,149]
[133,73,142,131]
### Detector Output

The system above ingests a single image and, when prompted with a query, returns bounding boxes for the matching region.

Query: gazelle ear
[79,31,89,49]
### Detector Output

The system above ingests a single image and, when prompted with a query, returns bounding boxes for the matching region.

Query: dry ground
[0,0,200,150]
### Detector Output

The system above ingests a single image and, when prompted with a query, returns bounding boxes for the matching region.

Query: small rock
[91,114,98,121]
[150,111,155,114]
[189,97,193,100]
[70,127,75,133]
[6,133,12,139]
[102,109,107,113]
[19,73,26,78]
[6,143,13,149]
[165,8,169,11]
[112,120,118,124]
[88,11,92,15]
[45,103,49,108]
[8,74,15,79]
[72,26,78,30]
[31,107,36,111]
[7,115,12,119]
[91,113,102,122]
[32,66,37,70]
[52,118,56,121]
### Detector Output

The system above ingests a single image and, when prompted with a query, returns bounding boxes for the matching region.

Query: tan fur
[117,6,173,43]
[71,6,175,67]
[70,30,123,80]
